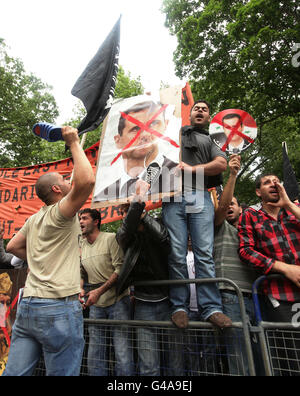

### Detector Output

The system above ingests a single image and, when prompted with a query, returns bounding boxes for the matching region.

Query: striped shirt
[214,220,258,293]
[238,205,300,302]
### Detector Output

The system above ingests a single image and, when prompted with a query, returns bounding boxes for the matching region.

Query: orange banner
[0,84,194,239]
[181,82,194,127]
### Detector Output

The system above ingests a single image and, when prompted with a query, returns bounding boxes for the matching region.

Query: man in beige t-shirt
[3,126,95,376]
[79,208,133,376]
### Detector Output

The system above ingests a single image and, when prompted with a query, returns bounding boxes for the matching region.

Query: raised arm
[59,127,95,218]
[116,180,150,250]
[116,201,145,250]
[214,154,241,226]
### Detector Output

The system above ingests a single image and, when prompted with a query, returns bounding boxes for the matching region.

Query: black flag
[282,142,299,201]
[71,17,121,135]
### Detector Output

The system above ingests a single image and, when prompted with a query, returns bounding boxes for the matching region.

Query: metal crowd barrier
[33,320,255,376]
[252,275,300,376]
[28,276,300,376]
[33,278,258,376]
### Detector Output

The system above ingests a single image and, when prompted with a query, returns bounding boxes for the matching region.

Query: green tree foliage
[162,0,300,120]
[0,39,59,168]
[0,38,144,167]
[162,0,300,203]
[234,116,300,205]
[0,40,144,233]
[0,41,143,161]
[114,66,144,99]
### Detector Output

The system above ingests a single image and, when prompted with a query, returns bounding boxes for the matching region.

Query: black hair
[233,196,241,207]
[118,101,165,136]
[79,208,101,230]
[222,113,243,126]
[190,100,211,114]
[255,173,278,189]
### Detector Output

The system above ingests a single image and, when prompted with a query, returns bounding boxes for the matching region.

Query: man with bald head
[35,172,72,205]
[3,126,95,376]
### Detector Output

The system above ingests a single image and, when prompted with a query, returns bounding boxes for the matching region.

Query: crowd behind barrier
[1,173,300,376]
[1,180,300,376]
[1,103,300,376]
[29,278,300,377]
[1,270,300,376]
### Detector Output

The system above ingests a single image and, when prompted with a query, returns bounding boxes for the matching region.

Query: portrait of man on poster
[209,110,257,155]
[92,92,182,207]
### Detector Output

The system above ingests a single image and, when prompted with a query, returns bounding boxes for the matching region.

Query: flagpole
[80,132,87,148]
[70,133,87,184]
[282,141,287,154]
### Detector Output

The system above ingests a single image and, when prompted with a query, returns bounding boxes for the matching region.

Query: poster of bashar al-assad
[209,109,257,154]
[92,88,182,208]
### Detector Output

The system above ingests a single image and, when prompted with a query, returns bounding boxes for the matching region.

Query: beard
[266,192,280,203]
[269,197,279,203]
[81,224,93,237]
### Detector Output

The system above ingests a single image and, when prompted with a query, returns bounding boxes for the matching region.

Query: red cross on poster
[209,109,257,154]
[92,88,183,208]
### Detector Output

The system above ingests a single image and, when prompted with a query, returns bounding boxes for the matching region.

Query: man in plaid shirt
[238,173,300,322]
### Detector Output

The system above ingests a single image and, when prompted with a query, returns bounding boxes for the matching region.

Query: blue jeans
[162,190,223,320]
[134,299,171,376]
[87,296,133,376]
[3,297,84,376]
[221,291,263,376]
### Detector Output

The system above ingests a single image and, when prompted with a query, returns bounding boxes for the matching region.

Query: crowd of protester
[0,101,300,377]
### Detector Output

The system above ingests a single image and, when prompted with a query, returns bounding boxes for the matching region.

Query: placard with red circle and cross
[209,109,257,154]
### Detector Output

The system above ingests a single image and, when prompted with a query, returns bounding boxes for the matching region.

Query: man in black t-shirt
[162,100,232,330]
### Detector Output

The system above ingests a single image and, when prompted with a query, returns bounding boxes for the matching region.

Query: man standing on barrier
[162,100,232,329]
[79,208,133,376]
[116,179,171,376]
[3,126,95,376]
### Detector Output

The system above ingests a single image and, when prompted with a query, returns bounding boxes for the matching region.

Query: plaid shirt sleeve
[238,209,275,274]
